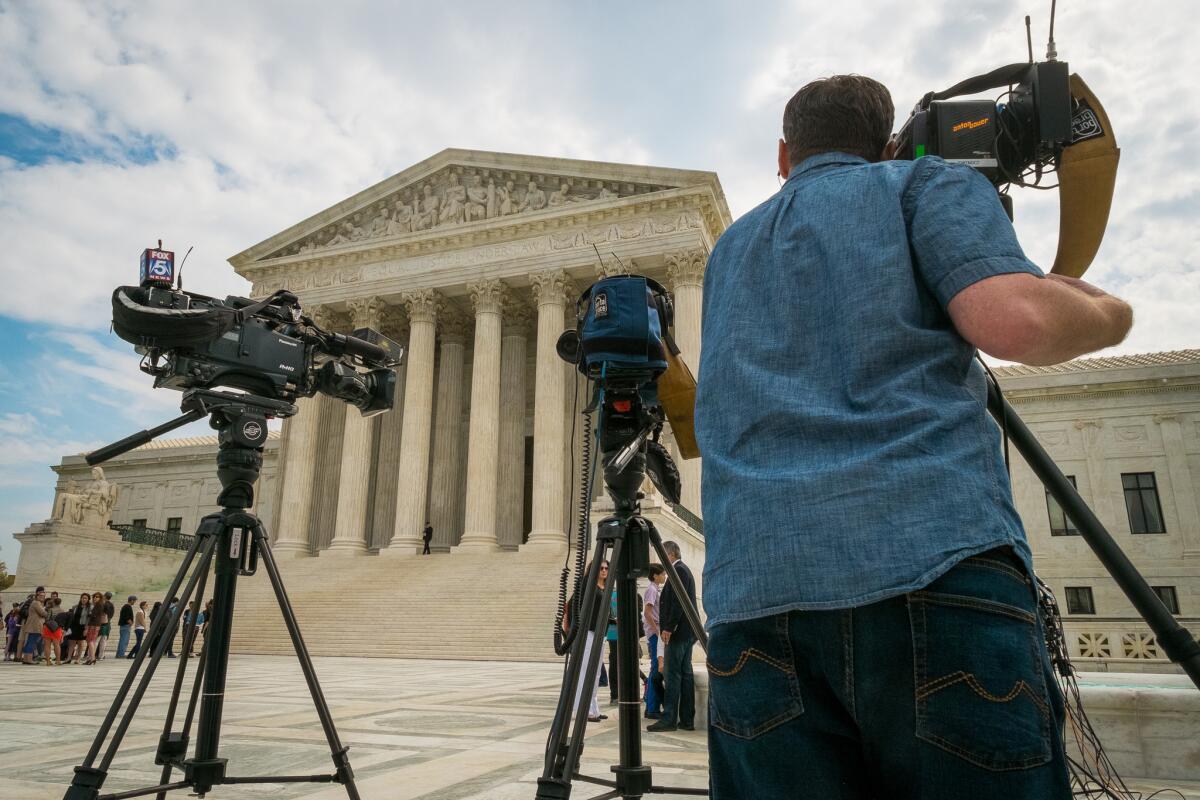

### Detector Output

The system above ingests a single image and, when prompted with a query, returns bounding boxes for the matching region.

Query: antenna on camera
[591,242,606,270]
[609,251,628,271]
[1045,0,1058,60]
[1025,15,1034,63]
[175,245,194,291]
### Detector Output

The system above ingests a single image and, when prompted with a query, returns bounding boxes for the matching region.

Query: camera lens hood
[112,286,239,349]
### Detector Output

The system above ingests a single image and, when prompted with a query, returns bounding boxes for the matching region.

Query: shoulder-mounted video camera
[895,15,1120,278]
[111,245,402,417]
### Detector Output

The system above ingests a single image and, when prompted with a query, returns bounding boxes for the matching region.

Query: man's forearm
[1020,276,1133,365]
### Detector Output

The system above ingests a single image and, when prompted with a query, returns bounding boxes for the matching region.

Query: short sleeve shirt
[695,153,1041,627]
[643,582,660,636]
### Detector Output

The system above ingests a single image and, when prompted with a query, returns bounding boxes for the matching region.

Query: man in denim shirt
[695,76,1132,799]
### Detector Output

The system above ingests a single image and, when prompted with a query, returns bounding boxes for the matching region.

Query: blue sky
[1,0,1197,566]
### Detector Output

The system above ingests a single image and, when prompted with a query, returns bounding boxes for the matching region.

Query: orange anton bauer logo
[952,117,990,133]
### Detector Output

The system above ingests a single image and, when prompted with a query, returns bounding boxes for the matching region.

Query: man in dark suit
[422,522,433,555]
[647,540,696,732]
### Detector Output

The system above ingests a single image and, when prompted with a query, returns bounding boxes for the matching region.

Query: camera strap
[919,62,1033,108]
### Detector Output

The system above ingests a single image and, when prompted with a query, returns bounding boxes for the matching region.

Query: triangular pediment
[230,149,725,268]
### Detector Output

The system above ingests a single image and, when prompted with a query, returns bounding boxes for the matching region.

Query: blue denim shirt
[695,153,1043,627]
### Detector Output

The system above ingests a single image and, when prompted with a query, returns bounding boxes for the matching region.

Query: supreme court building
[232,149,729,557]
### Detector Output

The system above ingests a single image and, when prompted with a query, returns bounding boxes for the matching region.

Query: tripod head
[86,388,295,510]
[594,383,682,512]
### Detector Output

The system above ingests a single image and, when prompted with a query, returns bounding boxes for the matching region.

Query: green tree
[0,561,14,591]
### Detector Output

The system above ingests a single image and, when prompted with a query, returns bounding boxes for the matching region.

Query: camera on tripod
[111,243,402,417]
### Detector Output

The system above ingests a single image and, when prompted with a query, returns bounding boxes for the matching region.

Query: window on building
[1046,475,1079,536]
[166,517,183,533]
[1065,586,1096,615]
[1122,472,1166,534]
[132,519,147,529]
[1152,586,1180,615]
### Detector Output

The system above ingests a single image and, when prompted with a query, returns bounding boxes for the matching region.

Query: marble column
[497,298,532,549]
[526,269,573,549]
[666,248,707,514]
[272,396,321,557]
[368,307,408,550]
[457,279,507,551]
[323,298,385,557]
[385,289,441,556]
[427,306,471,551]
[1154,413,1200,556]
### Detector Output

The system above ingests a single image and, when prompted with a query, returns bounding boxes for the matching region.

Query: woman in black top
[67,594,90,664]
[563,560,610,723]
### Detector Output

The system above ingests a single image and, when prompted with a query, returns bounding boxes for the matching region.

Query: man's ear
[882,136,899,161]
[778,138,791,180]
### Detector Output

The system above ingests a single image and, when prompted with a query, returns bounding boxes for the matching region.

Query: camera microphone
[329,332,388,365]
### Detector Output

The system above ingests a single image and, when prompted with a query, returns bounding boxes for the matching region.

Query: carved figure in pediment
[387,195,413,235]
[486,178,498,218]
[520,180,547,212]
[498,180,519,216]
[439,173,467,225]
[413,185,438,231]
[327,221,355,246]
[465,174,491,222]
[368,202,391,237]
[348,213,369,241]
[598,186,618,201]
[549,182,579,206]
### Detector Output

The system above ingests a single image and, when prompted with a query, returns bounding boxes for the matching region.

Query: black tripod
[64,389,360,800]
[538,422,709,800]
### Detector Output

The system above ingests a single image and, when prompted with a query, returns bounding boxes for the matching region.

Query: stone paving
[1,655,1196,800]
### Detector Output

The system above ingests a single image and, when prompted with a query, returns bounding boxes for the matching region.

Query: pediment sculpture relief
[276,168,668,258]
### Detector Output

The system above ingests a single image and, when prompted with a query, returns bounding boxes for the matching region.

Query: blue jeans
[645,634,662,714]
[116,624,131,658]
[707,548,1070,799]
[661,630,695,727]
[23,632,43,655]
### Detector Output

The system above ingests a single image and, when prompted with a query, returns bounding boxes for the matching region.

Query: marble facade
[232,149,732,557]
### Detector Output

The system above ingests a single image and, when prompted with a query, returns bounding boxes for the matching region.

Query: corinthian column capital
[400,289,442,325]
[503,294,535,336]
[438,305,472,345]
[530,269,574,307]
[346,297,384,329]
[469,279,507,315]
[665,248,708,289]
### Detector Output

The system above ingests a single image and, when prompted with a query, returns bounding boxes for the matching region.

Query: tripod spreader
[986,375,1200,688]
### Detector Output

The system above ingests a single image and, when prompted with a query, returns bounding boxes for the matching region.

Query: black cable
[976,355,1011,473]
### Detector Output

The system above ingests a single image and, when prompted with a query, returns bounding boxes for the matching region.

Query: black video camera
[110,245,402,416]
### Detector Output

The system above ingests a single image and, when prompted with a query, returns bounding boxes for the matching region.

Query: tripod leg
[153,558,212,800]
[64,531,218,800]
[537,538,619,800]
[649,525,708,652]
[253,522,362,800]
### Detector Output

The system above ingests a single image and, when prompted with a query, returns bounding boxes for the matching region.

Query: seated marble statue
[413,185,439,231]
[465,175,491,222]
[368,203,391,237]
[387,197,413,234]
[439,174,467,225]
[327,221,355,246]
[548,182,577,206]
[520,180,547,212]
[53,467,120,528]
[497,180,520,216]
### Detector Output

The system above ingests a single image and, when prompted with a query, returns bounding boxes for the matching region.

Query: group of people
[4,586,214,666]
[568,540,699,733]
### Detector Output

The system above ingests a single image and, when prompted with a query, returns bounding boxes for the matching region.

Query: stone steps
[224,549,572,661]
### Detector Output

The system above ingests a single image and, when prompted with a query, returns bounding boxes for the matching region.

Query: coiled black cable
[554,378,598,656]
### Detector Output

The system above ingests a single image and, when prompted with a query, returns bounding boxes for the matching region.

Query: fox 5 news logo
[140,248,175,286]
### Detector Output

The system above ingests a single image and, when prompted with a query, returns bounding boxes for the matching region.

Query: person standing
[96,591,116,660]
[19,588,48,665]
[4,603,20,660]
[53,602,72,664]
[422,522,433,555]
[694,76,1132,799]
[116,596,136,658]
[14,588,39,659]
[643,564,666,719]
[128,600,148,658]
[647,542,696,733]
[83,591,106,664]
[66,593,90,664]
[564,560,611,723]
[41,598,64,666]
[166,597,179,657]
[606,593,619,705]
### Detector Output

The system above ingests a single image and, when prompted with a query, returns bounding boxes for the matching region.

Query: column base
[319,541,368,557]
[270,542,313,559]
[453,535,501,553]
[522,530,568,551]
[378,541,423,557]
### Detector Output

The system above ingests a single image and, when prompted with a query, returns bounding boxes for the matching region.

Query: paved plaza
[0,655,707,800]
[3,655,1198,800]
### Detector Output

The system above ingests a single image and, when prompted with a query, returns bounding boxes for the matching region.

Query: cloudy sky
[1,0,1196,564]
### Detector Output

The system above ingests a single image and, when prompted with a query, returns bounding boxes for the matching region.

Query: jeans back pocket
[909,553,1052,771]
[706,615,804,740]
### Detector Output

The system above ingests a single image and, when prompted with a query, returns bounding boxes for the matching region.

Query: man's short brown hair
[783,75,894,167]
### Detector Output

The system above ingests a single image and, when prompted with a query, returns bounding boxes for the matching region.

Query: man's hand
[947,272,1132,366]
[661,630,672,644]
